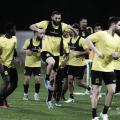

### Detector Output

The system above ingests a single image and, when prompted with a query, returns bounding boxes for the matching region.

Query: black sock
[70,94,74,99]
[23,84,29,94]
[35,83,40,93]
[45,74,49,81]
[92,108,97,118]
[87,86,91,91]
[103,105,109,114]
[48,90,53,101]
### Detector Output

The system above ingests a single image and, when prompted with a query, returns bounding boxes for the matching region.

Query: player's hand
[96,51,104,59]
[38,29,46,34]
[37,49,42,56]
[112,52,119,60]
[38,48,42,53]
[26,50,32,56]
[70,51,79,57]
[14,57,22,66]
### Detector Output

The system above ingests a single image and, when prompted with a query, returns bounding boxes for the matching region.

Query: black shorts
[115,70,120,81]
[91,70,116,85]
[41,51,59,71]
[1,66,18,84]
[67,65,86,79]
[24,67,41,76]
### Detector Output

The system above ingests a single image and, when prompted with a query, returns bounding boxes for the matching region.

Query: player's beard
[36,36,43,41]
[52,20,60,26]
[82,25,87,29]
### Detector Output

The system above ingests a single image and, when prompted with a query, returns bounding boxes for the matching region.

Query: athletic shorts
[24,66,41,76]
[91,70,116,85]
[67,65,86,79]
[1,66,18,84]
[41,51,59,71]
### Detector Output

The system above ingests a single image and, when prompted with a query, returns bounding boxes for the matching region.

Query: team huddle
[0,11,120,120]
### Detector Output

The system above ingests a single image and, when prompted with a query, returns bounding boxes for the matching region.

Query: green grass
[0,66,120,120]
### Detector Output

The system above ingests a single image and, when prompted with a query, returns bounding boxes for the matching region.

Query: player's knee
[24,80,29,85]
[50,61,55,67]
[48,59,55,67]
[24,76,30,84]
[68,75,73,80]
[68,79,73,85]
[108,88,116,95]
[35,79,40,84]
[92,90,100,98]
[35,76,40,83]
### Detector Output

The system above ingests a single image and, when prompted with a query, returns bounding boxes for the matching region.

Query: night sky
[0,0,120,31]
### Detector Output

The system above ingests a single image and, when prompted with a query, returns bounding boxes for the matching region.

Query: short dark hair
[51,11,61,16]
[4,22,15,32]
[79,17,87,22]
[108,16,120,27]
[94,23,102,28]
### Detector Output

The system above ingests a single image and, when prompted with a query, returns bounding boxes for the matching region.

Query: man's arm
[21,39,33,56]
[30,24,46,33]
[112,52,120,60]
[67,25,78,36]
[76,48,90,57]
[84,37,103,57]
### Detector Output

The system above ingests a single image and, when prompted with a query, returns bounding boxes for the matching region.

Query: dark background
[0,0,120,31]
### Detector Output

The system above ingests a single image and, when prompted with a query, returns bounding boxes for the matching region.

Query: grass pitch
[0,66,120,120]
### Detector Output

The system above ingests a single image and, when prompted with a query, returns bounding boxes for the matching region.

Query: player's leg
[23,67,31,100]
[33,67,41,101]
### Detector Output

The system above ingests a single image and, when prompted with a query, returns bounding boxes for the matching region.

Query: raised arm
[67,25,78,36]
[29,24,46,33]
